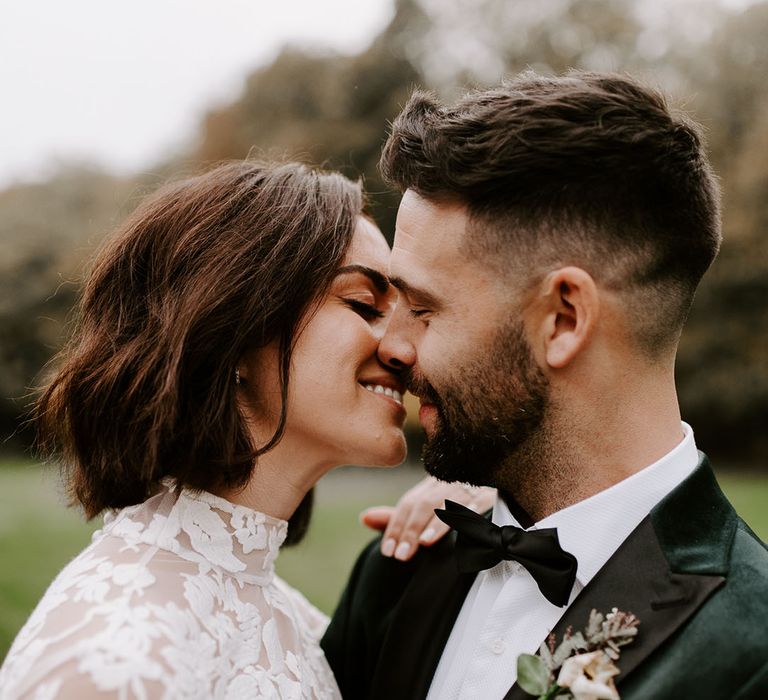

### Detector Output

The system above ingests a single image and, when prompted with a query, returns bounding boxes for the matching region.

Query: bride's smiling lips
[358,375,407,414]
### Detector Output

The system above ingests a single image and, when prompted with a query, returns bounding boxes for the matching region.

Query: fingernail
[394,542,411,561]
[420,528,436,543]
[381,538,396,557]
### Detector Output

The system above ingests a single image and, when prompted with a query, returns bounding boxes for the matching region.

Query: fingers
[379,493,419,560]
[359,477,499,563]
[416,515,451,546]
[471,486,497,514]
[359,506,394,532]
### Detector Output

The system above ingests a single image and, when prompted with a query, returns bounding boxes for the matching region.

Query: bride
[0,161,491,699]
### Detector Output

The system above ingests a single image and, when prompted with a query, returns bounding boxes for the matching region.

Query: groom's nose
[378,307,416,371]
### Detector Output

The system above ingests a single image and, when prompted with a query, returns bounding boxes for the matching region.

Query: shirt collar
[493,422,699,586]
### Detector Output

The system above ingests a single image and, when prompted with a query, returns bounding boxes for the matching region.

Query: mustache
[404,368,442,406]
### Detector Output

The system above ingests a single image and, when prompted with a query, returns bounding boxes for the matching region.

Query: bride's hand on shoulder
[359,476,496,562]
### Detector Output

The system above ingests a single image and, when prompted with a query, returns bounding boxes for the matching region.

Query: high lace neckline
[100,480,289,584]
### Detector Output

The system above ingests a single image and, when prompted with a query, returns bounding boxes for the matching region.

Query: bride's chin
[377,436,409,468]
[354,434,408,469]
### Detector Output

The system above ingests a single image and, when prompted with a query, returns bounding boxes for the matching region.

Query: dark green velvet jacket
[321,455,768,699]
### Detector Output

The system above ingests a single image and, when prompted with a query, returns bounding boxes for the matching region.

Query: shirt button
[490,638,506,655]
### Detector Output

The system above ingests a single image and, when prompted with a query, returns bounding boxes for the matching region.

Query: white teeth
[362,383,404,405]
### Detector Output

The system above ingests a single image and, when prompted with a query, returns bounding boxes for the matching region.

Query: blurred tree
[0,168,136,449]
[674,2,768,462]
[196,0,425,238]
[0,0,765,462]
[402,0,646,88]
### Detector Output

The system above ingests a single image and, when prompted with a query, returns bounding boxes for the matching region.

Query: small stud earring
[235,367,241,385]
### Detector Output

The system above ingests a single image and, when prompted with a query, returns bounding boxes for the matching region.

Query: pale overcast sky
[0,0,393,189]
[1,0,758,190]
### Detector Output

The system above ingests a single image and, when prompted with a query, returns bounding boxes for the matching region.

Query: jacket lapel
[505,456,734,700]
[369,533,477,700]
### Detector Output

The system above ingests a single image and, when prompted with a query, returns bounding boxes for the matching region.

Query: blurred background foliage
[1,0,766,463]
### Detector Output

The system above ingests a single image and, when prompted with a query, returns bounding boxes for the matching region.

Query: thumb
[359,506,395,531]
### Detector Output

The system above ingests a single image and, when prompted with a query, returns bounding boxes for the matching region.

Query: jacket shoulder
[320,535,437,698]
[726,519,768,599]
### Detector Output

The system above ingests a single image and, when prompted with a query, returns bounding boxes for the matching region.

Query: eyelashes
[343,298,429,322]
[344,299,384,319]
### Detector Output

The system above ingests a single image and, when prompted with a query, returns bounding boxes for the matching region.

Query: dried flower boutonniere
[517,608,640,700]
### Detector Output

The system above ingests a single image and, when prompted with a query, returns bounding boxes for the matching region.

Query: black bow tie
[434,500,578,607]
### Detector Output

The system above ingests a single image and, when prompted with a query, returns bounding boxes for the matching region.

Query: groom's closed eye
[389,276,442,313]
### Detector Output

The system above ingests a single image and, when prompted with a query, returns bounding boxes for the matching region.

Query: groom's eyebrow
[389,276,442,309]
[335,265,390,293]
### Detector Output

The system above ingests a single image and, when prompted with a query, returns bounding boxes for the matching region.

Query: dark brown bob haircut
[380,70,722,356]
[35,161,364,541]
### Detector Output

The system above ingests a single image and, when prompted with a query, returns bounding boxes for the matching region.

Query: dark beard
[406,319,549,489]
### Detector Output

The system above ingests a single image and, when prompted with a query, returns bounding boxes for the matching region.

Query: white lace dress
[0,483,341,699]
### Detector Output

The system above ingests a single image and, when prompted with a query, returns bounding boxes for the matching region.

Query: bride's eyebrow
[335,265,390,293]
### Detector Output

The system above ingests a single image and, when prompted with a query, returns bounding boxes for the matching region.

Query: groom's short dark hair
[380,71,722,356]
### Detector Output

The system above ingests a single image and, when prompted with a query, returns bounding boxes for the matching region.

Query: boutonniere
[517,608,640,700]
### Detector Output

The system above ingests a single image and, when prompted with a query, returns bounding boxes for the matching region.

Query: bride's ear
[535,266,599,369]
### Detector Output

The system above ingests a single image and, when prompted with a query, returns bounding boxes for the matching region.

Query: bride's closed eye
[344,298,384,320]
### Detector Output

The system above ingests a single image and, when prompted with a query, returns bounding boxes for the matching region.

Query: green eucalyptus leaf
[517,654,552,696]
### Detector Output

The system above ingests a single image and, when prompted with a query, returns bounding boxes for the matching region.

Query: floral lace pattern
[0,482,341,699]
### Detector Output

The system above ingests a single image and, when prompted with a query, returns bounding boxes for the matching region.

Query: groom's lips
[417,397,438,432]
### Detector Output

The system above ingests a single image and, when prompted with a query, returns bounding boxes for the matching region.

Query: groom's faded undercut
[380,71,722,357]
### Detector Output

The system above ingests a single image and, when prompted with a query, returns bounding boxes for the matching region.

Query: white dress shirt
[426,423,700,700]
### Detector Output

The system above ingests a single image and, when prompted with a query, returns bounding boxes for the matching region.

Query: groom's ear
[534,266,599,369]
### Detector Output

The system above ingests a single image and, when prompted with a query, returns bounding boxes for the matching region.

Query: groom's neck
[500,364,684,522]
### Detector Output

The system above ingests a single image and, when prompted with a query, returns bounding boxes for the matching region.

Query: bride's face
[244,216,407,468]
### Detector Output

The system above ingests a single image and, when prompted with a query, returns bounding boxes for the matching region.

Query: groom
[321,71,768,699]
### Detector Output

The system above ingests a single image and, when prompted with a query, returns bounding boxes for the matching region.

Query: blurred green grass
[0,459,422,661]
[1,459,766,661]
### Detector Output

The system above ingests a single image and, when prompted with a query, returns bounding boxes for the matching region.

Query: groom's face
[380,190,550,488]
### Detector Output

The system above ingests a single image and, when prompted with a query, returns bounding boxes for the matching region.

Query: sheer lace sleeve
[0,484,340,699]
